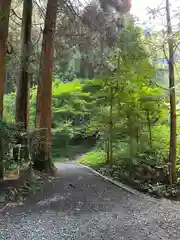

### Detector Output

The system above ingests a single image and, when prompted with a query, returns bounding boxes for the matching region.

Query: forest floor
[0,162,180,239]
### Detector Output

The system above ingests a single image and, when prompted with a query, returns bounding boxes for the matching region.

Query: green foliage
[0,120,30,176]
[3,92,16,123]
[151,124,169,159]
[52,79,91,130]
[86,21,168,165]
[3,17,179,197]
[79,150,106,169]
[79,20,178,195]
[51,79,94,157]
[4,78,95,160]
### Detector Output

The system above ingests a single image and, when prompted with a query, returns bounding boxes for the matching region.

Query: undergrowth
[79,149,180,200]
[79,150,106,169]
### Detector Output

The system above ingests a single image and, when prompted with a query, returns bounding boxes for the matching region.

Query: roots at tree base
[32,151,56,174]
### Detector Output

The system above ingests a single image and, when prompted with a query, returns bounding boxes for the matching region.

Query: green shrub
[79,150,106,168]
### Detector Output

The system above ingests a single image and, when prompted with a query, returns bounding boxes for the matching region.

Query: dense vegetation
[0,0,180,201]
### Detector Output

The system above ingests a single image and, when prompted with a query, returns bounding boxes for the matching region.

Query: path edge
[78,163,141,196]
[78,163,180,209]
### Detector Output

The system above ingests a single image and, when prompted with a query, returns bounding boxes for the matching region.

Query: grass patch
[79,150,106,169]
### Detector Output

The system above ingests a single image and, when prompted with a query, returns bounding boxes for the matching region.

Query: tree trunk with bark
[15,0,32,162]
[166,0,176,184]
[109,84,113,164]
[146,110,152,149]
[33,0,58,172]
[0,0,11,179]
[0,0,11,117]
[16,0,32,129]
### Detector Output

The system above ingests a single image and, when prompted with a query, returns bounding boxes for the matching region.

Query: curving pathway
[0,162,180,239]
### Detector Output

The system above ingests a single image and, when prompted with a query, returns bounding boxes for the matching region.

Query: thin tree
[15,0,33,161]
[0,0,12,179]
[33,0,59,172]
[166,0,176,183]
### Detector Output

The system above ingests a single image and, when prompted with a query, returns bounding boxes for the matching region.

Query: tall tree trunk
[146,110,152,149]
[0,0,11,117]
[109,84,113,164]
[16,0,32,129]
[33,0,58,172]
[0,0,11,179]
[15,0,32,162]
[105,136,110,163]
[166,0,176,183]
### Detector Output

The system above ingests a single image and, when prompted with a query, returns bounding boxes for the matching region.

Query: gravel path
[0,162,180,239]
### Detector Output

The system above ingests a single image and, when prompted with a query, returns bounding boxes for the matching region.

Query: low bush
[79,150,106,169]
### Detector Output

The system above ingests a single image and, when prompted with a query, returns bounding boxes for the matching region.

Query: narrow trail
[0,162,180,239]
